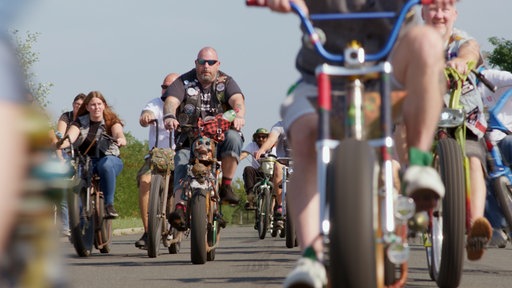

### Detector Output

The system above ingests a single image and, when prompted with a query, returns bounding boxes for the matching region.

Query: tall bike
[146,120,179,257]
[254,153,278,240]
[61,131,114,257]
[247,1,426,286]
[179,115,229,264]
[424,67,496,287]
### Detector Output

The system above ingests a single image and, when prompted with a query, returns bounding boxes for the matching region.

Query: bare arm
[0,103,26,254]
[228,93,246,131]
[240,150,250,162]
[111,122,126,147]
[163,96,181,130]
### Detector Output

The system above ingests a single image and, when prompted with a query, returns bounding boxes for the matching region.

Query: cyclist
[422,1,492,261]
[134,73,179,249]
[163,47,246,231]
[255,120,291,220]
[55,93,85,238]
[240,128,276,210]
[255,0,455,286]
[57,91,126,218]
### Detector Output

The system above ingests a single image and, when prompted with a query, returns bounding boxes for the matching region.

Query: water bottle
[222,110,236,122]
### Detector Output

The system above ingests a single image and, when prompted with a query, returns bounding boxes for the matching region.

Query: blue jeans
[173,129,243,194]
[93,156,123,206]
[60,198,69,231]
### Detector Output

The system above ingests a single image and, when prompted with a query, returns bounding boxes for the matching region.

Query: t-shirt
[270,121,290,157]
[242,142,276,169]
[478,69,512,143]
[141,97,170,149]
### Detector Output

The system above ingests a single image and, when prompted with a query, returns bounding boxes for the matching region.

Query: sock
[302,246,318,261]
[408,147,433,167]
[222,177,232,186]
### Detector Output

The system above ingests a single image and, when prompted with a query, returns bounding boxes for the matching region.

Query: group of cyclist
[7,0,512,287]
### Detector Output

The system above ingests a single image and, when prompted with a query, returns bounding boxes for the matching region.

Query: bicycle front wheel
[329,139,378,288]
[95,192,112,254]
[257,186,271,240]
[147,173,165,258]
[493,176,512,234]
[429,137,465,287]
[190,188,207,264]
[68,182,94,257]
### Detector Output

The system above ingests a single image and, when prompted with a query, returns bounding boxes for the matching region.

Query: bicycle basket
[259,155,277,177]
[149,147,175,173]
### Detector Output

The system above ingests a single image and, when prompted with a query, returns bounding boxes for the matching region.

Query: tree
[487,36,512,73]
[11,30,53,107]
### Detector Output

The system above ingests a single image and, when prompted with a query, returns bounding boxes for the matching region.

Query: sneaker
[61,229,71,238]
[105,204,119,219]
[466,217,492,261]
[135,232,148,249]
[489,228,508,249]
[244,192,256,210]
[168,204,187,232]
[284,251,327,288]
[402,166,445,212]
[219,184,240,205]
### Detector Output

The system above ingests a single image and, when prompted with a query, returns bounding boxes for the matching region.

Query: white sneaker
[403,166,445,211]
[489,228,508,248]
[283,257,327,288]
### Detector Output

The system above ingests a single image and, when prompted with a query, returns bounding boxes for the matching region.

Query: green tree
[487,36,512,73]
[11,30,53,107]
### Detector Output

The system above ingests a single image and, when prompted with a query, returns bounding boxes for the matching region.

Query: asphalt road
[58,225,512,288]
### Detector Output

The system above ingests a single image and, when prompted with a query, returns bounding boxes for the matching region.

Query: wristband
[163,113,176,120]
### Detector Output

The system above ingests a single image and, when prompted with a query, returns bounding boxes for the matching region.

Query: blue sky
[10,0,512,149]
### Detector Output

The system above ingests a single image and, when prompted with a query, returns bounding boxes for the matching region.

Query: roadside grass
[113,217,142,230]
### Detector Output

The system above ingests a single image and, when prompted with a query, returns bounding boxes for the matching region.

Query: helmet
[252,128,269,142]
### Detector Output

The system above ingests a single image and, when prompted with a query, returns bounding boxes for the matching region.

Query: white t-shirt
[478,69,512,143]
[242,142,276,169]
[142,97,170,149]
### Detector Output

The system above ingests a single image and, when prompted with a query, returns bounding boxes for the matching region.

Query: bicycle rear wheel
[329,139,378,288]
[95,192,112,254]
[429,137,465,287]
[493,176,512,232]
[68,182,94,257]
[147,174,165,258]
[190,188,207,264]
[285,201,297,248]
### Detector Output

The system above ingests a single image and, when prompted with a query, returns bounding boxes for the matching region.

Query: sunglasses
[161,84,169,89]
[256,135,268,139]
[197,59,218,66]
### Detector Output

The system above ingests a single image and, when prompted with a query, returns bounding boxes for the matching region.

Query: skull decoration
[192,136,214,161]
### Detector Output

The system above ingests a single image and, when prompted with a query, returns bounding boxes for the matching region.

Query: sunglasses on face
[197,59,218,66]
[161,84,169,89]
[256,135,268,140]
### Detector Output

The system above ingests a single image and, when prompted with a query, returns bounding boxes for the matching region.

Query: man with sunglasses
[162,47,246,231]
[134,73,179,249]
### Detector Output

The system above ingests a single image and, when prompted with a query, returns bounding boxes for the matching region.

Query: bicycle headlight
[261,160,275,176]
[438,107,464,128]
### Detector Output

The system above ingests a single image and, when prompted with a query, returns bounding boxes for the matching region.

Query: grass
[113,216,142,230]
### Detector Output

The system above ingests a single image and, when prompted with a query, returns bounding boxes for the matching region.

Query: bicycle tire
[429,137,465,287]
[96,193,112,254]
[493,176,512,233]
[147,174,165,258]
[190,187,207,264]
[257,187,271,240]
[285,201,296,248]
[329,139,378,288]
[68,182,94,257]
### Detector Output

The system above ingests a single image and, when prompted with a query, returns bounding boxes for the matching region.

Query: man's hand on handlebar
[252,0,309,15]
[164,118,180,131]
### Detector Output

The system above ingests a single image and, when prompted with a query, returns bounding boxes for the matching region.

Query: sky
[8,0,512,170]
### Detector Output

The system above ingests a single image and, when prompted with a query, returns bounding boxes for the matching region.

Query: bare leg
[469,157,486,223]
[138,173,151,232]
[288,114,322,254]
[273,162,283,207]
[392,26,445,152]
[221,156,237,179]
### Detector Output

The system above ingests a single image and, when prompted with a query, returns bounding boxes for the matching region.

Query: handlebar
[246,0,426,63]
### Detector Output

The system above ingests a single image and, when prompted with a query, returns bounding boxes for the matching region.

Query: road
[58,225,512,288]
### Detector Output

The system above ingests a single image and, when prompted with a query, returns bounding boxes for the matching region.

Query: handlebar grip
[246,0,266,6]
[472,69,498,93]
